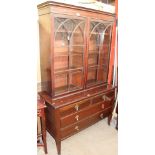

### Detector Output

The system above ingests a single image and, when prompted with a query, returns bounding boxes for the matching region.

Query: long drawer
[61,117,91,139]
[90,107,113,125]
[60,107,113,139]
[60,107,90,128]
[60,100,112,128]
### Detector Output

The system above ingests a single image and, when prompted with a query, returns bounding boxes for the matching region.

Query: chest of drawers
[39,85,115,155]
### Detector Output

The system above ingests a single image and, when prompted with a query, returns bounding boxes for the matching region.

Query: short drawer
[60,108,90,128]
[89,101,112,115]
[92,91,115,104]
[60,99,91,117]
[61,117,91,139]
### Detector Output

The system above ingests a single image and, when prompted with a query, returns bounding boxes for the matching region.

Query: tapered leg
[56,139,61,155]
[108,114,112,125]
[41,112,48,154]
[116,115,118,130]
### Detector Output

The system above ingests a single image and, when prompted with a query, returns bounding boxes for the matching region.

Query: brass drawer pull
[87,94,90,97]
[102,95,111,101]
[75,104,79,111]
[75,126,79,131]
[100,113,104,119]
[101,104,104,109]
[75,115,79,121]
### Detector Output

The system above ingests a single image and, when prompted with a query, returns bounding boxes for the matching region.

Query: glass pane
[70,45,84,69]
[54,17,85,47]
[87,67,98,86]
[69,70,83,91]
[70,45,84,54]
[55,31,68,47]
[88,53,98,66]
[54,56,68,71]
[54,47,68,55]
[100,45,109,66]
[70,54,83,69]
[54,72,68,95]
[70,21,85,45]
[97,66,108,83]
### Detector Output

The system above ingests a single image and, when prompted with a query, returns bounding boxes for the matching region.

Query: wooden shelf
[88,64,107,69]
[54,45,85,48]
[88,52,99,55]
[88,65,99,69]
[55,31,83,34]
[54,50,83,57]
[54,67,83,74]
[90,32,109,35]
[86,79,103,86]
[54,52,68,57]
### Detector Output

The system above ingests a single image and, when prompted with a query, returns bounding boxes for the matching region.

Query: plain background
[0,0,155,155]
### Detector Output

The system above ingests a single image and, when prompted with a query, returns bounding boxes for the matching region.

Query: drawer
[60,101,112,128]
[92,91,115,104]
[89,101,112,115]
[60,99,91,117]
[90,107,113,125]
[61,117,91,139]
[60,107,90,128]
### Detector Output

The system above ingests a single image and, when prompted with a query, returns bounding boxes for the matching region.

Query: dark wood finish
[60,99,91,117]
[39,86,115,155]
[37,99,47,154]
[116,103,118,130]
[38,1,115,155]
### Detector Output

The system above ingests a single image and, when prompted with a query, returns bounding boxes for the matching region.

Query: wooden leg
[56,139,61,155]
[108,114,112,125]
[41,113,48,154]
[116,115,118,130]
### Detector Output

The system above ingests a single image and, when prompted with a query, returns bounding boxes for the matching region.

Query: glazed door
[87,20,113,87]
[53,15,86,96]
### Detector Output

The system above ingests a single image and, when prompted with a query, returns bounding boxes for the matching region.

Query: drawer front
[90,107,113,125]
[92,91,115,104]
[60,108,91,128]
[61,117,91,139]
[60,99,90,117]
[90,101,112,115]
[60,101,112,128]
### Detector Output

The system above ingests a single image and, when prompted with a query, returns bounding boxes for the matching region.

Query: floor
[37,119,118,155]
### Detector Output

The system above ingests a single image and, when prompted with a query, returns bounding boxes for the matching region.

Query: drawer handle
[101,104,104,109]
[76,12,80,16]
[75,126,79,131]
[75,104,79,111]
[75,115,79,121]
[102,95,111,101]
[100,113,104,119]
[87,94,90,97]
